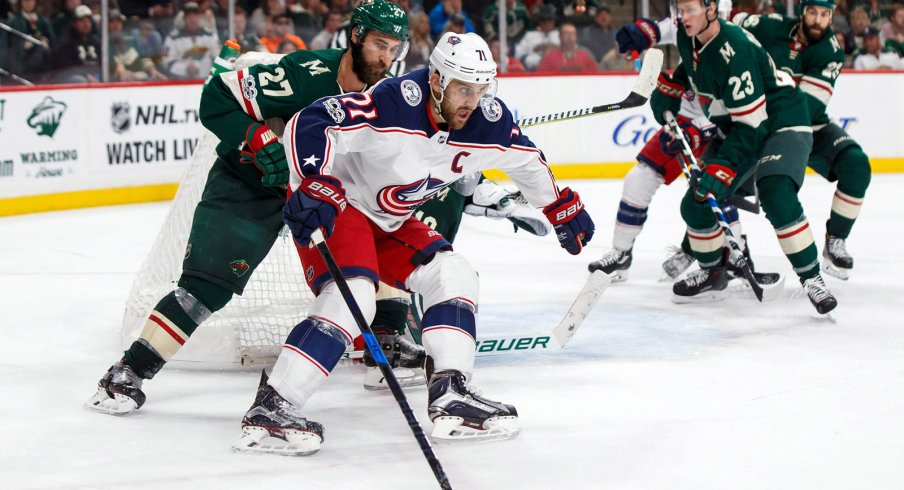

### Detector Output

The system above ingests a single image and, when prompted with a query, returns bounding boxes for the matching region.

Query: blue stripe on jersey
[422,302,477,339]
[616,200,649,227]
[284,318,349,373]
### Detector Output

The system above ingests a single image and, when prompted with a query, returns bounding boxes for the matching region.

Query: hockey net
[121,52,315,368]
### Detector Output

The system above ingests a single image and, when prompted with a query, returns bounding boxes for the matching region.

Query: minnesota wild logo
[27,96,67,138]
[230,259,250,277]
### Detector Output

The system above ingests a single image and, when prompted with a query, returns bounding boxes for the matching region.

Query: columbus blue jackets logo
[447,36,462,46]
[378,177,446,216]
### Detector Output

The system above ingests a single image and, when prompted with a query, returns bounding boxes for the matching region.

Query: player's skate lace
[101,357,147,408]
[824,235,853,268]
[662,245,695,278]
[428,370,517,426]
[683,268,711,288]
[800,274,837,314]
[242,371,323,438]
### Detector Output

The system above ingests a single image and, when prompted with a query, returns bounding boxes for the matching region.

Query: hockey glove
[240,122,289,188]
[284,175,347,246]
[464,182,553,236]
[543,187,595,255]
[615,18,660,53]
[659,121,716,156]
[695,163,736,202]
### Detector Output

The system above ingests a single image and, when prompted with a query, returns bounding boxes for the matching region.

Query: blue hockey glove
[240,122,289,188]
[695,163,736,202]
[284,175,347,246]
[543,187,595,255]
[659,121,716,156]
[615,18,660,53]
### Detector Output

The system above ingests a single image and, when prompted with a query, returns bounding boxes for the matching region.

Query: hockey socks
[269,317,351,407]
[421,299,477,379]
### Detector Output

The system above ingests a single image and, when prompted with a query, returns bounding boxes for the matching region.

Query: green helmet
[800,0,836,10]
[351,0,410,42]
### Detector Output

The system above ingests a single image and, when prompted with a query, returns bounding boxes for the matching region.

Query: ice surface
[1,176,902,489]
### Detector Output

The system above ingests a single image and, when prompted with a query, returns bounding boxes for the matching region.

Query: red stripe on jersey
[237,71,257,119]
[801,77,834,95]
[283,344,330,376]
[776,222,809,239]
[728,98,766,117]
[149,314,185,345]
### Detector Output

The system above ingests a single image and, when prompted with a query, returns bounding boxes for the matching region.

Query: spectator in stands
[835,30,855,63]
[537,21,597,72]
[173,0,217,34]
[405,11,434,70]
[489,35,526,72]
[329,0,356,18]
[277,38,300,53]
[162,1,220,80]
[308,10,342,50]
[51,4,100,83]
[849,6,872,52]
[515,4,559,70]
[429,0,476,40]
[250,0,287,37]
[289,0,325,39]
[260,12,307,53]
[561,0,603,28]
[855,0,892,28]
[133,20,165,63]
[230,6,266,53]
[108,9,167,81]
[483,0,532,48]
[853,26,902,68]
[7,0,55,79]
[833,0,852,34]
[443,12,468,35]
[579,3,614,62]
[881,3,904,57]
[52,0,86,39]
[119,1,175,37]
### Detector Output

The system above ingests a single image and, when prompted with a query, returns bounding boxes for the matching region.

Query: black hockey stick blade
[516,48,663,128]
[310,230,453,490]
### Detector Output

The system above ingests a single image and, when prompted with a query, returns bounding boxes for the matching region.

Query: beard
[803,23,826,43]
[351,38,390,86]
[439,96,474,130]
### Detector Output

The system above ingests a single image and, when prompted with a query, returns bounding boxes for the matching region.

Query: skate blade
[430,415,521,442]
[671,289,727,304]
[84,389,137,416]
[231,426,321,456]
[821,259,851,281]
[363,367,427,391]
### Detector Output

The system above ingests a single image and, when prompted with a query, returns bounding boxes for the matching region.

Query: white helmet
[429,32,497,90]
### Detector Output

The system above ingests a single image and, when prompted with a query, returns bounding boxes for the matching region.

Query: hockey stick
[310,229,453,490]
[515,49,664,128]
[663,111,783,303]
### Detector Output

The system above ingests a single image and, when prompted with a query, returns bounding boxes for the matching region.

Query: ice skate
[661,245,696,281]
[232,371,323,456]
[362,333,427,390]
[84,357,146,416]
[822,234,853,281]
[672,267,729,303]
[587,248,632,282]
[801,274,838,315]
[428,370,520,442]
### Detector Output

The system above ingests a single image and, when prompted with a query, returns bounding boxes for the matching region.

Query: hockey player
[621,0,837,313]
[233,32,594,454]
[85,0,416,415]
[732,0,871,280]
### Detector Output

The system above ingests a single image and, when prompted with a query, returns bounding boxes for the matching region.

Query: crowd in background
[0,0,901,85]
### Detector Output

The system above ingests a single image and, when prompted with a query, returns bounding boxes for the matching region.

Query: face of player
[802,6,833,43]
[351,30,405,85]
[676,0,714,37]
[435,78,491,130]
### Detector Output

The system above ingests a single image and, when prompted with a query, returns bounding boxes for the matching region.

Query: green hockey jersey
[734,13,845,129]
[199,49,346,174]
[673,19,811,171]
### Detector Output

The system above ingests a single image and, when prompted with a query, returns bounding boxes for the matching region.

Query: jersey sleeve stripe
[800,76,833,105]
[220,69,263,120]
[728,97,767,128]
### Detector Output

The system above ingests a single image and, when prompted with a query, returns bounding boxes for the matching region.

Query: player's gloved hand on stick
[543,187,595,255]
[695,162,736,202]
[659,121,714,156]
[240,122,289,187]
[615,18,660,53]
[284,175,347,246]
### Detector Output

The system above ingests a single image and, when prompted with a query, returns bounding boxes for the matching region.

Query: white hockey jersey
[284,68,561,232]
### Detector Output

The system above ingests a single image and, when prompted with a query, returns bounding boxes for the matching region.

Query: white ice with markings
[1,175,902,489]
